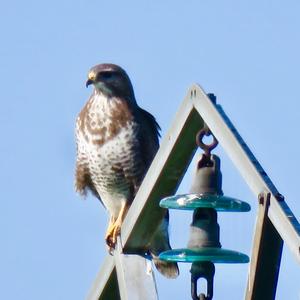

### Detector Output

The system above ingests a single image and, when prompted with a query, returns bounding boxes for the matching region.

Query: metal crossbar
[86,84,300,300]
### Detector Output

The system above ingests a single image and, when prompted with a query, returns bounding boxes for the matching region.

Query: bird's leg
[105,215,116,241]
[105,201,129,250]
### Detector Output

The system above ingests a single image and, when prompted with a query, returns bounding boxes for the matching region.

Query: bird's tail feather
[152,255,179,279]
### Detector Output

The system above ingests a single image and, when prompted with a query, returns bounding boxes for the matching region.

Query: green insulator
[160,193,250,212]
[159,247,249,264]
[160,154,250,212]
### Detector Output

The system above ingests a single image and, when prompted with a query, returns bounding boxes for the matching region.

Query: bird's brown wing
[136,107,161,167]
[116,107,161,200]
[75,160,102,202]
[75,134,103,204]
[136,107,178,278]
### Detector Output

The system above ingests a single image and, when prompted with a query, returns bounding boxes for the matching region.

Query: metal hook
[191,262,215,300]
[196,126,218,156]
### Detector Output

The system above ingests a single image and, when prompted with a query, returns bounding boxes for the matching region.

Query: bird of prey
[75,63,178,278]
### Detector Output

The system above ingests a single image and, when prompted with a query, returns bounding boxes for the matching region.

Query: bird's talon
[105,235,115,249]
[105,223,121,252]
[107,243,115,255]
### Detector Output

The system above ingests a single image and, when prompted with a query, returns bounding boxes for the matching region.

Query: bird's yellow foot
[105,203,129,253]
[105,220,122,251]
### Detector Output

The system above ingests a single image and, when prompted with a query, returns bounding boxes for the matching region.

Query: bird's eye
[100,71,114,79]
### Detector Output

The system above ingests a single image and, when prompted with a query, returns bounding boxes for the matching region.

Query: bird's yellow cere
[88,71,96,81]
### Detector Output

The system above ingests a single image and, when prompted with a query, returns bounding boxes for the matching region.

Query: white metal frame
[86,84,300,300]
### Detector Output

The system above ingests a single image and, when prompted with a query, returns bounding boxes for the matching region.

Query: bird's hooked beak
[86,78,94,88]
[86,72,96,88]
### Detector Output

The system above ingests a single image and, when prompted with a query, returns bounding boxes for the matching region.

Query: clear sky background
[1,1,299,299]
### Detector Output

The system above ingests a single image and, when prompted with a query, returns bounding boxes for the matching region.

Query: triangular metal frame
[86,84,300,300]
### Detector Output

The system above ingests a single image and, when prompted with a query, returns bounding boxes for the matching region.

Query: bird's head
[86,64,136,100]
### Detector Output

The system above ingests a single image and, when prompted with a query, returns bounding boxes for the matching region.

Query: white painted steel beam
[114,239,158,300]
[245,193,283,300]
[86,255,119,300]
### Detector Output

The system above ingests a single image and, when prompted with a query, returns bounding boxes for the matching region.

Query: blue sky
[1,1,299,299]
